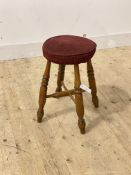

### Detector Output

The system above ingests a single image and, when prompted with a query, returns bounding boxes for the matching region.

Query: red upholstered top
[43,35,97,65]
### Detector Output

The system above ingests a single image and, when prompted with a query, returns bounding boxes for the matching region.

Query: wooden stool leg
[87,60,99,107]
[56,64,65,92]
[37,61,51,122]
[74,64,86,134]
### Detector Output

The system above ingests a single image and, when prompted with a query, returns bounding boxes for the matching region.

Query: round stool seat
[43,35,97,65]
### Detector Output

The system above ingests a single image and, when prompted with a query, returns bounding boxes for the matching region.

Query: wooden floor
[0,46,131,175]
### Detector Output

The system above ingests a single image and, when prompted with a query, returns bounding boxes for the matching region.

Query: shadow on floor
[84,84,131,133]
[43,103,74,122]
[42,84,131,133]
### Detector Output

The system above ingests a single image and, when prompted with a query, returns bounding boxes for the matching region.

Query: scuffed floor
[0,46,131,175]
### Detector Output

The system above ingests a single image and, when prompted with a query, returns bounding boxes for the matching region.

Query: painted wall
[0,0,131,59]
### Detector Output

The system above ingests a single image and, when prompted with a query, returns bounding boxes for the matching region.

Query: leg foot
[37,61,51,122]
[87,60,99,108]
[78,118,86,134]
[74,64,86,134]
[37,109,44,123]
[92,95,99,108]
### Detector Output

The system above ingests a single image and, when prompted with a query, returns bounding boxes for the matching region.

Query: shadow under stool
[37,35,99,134]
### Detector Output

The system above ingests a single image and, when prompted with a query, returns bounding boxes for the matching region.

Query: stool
[37,35,99,134]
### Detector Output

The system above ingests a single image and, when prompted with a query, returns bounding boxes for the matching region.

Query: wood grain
[0,46,131,175]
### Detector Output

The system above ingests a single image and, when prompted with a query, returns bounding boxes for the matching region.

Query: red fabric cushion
[43,35,97,65]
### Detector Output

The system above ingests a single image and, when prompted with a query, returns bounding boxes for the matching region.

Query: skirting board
[0,33,131,60]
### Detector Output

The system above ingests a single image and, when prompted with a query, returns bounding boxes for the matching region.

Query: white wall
[0,0,131,59]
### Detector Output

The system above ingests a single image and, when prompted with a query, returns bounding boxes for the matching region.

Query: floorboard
[0,46,131,175]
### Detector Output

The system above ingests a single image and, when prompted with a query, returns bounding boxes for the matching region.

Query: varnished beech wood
[37,59,98,134]
[46,89,85,98]
[87,60,99,107]
[74,64,86,134]
[61,81,76,104]
[37,61,51,122]
[56,64,65,92]
[47,89,75,98]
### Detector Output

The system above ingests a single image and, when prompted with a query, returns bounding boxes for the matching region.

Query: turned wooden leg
[74,64,86,134]
[87,60,99,107]
[37,61,51,122]
[55,64,65,92]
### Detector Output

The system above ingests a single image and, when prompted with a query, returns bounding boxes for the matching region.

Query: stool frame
[37,60,98,134]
